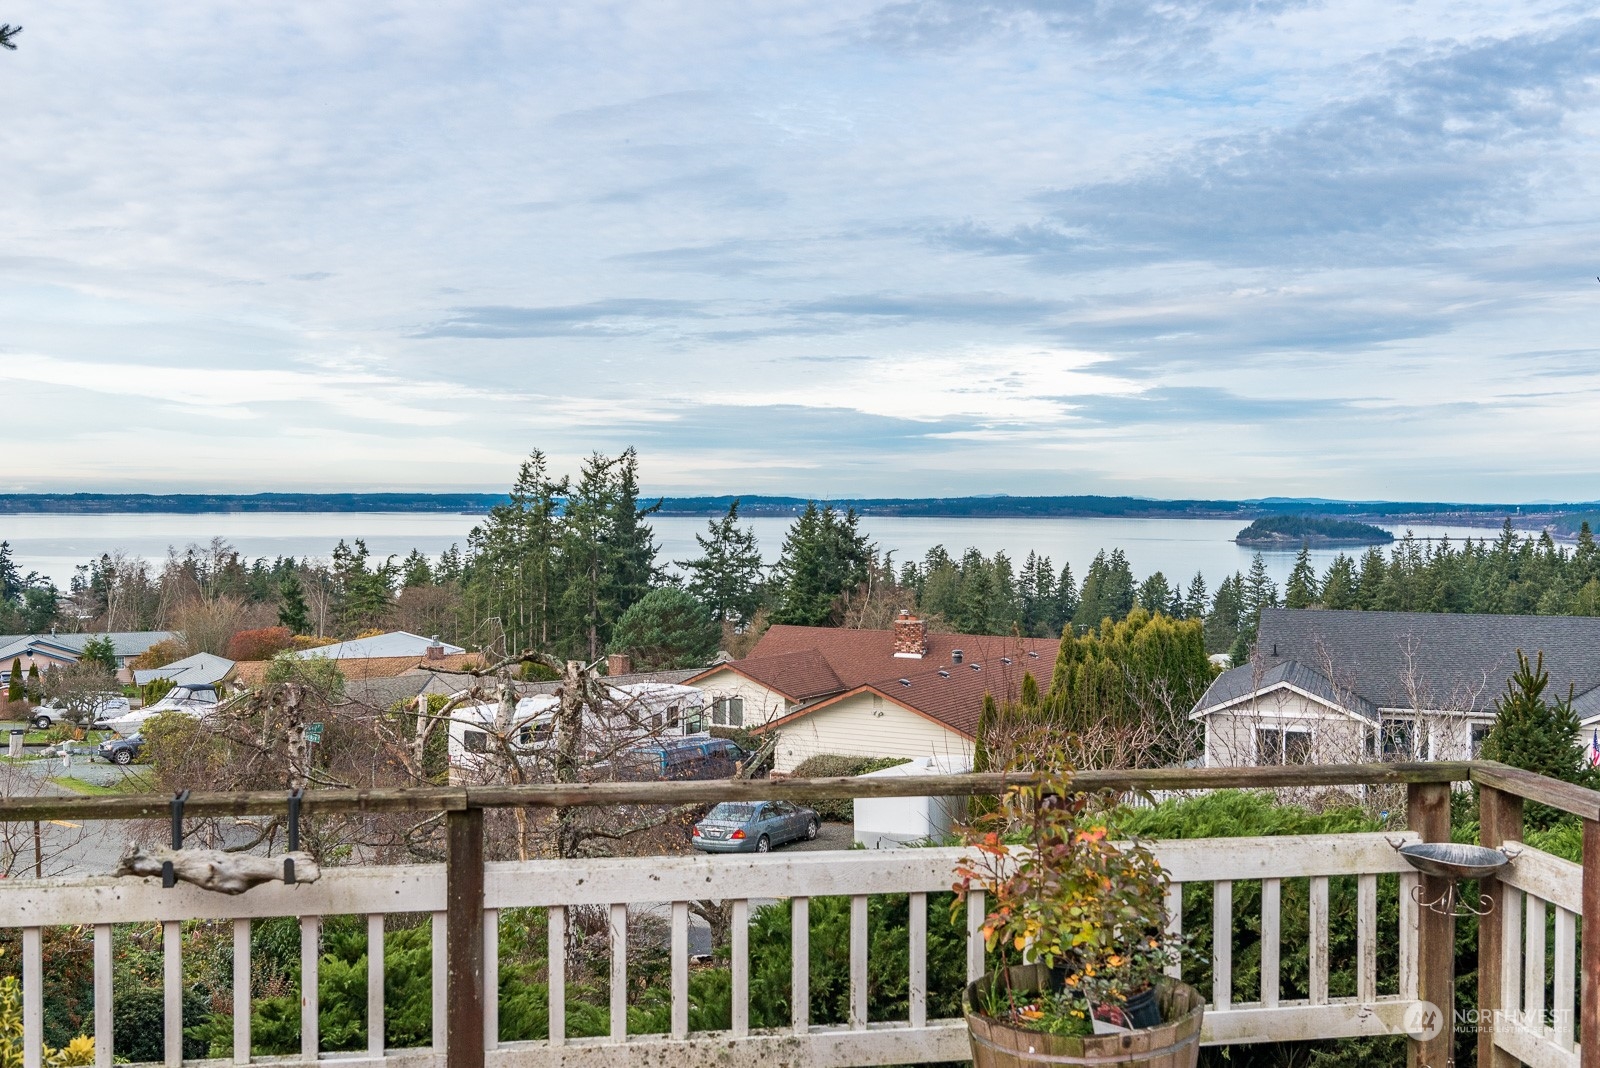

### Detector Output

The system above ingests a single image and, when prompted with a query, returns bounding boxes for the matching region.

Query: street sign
[305,722,324,745]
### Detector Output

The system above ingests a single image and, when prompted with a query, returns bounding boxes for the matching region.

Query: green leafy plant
[953,744,1191,1034]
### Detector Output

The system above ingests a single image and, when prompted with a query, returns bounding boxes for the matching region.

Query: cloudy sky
[3,2,1599,501]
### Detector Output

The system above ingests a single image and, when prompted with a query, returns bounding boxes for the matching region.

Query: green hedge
[789,754,910,821]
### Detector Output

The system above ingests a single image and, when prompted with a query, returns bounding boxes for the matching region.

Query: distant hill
[0,492,1597,523]
[1235,515,1395,547]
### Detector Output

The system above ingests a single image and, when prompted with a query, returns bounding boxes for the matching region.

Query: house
[1192,607,1600,766]
[132,651,236,688]
[687,611,1057,774]
[0,630,177,684]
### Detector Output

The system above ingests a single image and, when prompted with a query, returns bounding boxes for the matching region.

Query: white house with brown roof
[686,611,1057,774]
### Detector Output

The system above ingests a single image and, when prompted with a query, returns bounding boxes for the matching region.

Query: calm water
[0,512,1542,593]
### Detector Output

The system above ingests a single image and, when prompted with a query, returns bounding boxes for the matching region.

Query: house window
[1256,727,1312,765]
[1380,718,1416,761]
[463,730,488,753]
[1471,723,1492,759]
[712,697,744,727]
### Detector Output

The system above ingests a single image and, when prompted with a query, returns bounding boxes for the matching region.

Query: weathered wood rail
[1,760,1595,1068]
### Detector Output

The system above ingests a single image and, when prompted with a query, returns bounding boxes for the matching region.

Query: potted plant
[954,752,1204,1067]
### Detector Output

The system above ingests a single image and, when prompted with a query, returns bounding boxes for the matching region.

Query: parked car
[98,734,145,766]
[691,800,820,854]
[30,694,130,730]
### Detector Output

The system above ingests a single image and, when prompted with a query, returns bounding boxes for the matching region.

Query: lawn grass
[49,771,153,796]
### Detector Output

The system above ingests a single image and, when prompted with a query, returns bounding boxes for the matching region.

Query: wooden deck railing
[0,760,1595,1068]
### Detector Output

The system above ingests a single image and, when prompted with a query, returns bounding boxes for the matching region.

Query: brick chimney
[892,610,928,659]
[426,635,444,661]
[606,653,633,677]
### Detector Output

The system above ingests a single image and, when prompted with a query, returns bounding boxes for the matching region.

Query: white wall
[770,691,973,774]
[689,668,792,728]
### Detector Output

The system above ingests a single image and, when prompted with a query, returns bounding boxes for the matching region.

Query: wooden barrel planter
[964,964,1205,1068]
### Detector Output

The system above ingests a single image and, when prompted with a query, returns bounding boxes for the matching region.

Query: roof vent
[898,678,911,687]
[1026,651,1039,658]
[1000,656,1012,665]
[952,649,964,664]
[970,663,981,671]
[937,669,950,678]
[1272,643,1278,657]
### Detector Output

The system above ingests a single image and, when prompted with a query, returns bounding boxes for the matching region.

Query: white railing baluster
[299,916,318,1063]
[1309,877,1329,1005]
[23,926,42,1068]
[366,915,384,1060]
[849,895,868,1030]
[1260,878,1280,1007]
[792,897,810,1034]
[1399,871,1418,1000]
[1500,886,1522,1019]
[163,920,182,1068]
[1553,905,1576,1050]
[547,906,566,1047]
[965,890,985,983]
[232,919,250,1064]
[731,900,750,1038]
[431,911,447,1055]
[609,904,627,1042]
[1357,874,1377,1003]
[483,908,498,1051]
[671,901,688,1040]
[94,924,113,1068]
[1524,894,1547,1031]
[1164,882,1183,980]
[908,892,927,1029]
[1212,881,1232,1011]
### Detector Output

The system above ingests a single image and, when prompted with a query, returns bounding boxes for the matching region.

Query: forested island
[1235,515,1396,547]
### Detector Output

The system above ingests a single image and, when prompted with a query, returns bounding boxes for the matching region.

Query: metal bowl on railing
[1394,841,1516,881]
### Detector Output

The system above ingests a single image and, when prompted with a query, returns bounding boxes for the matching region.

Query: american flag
[1590,730,1600,768]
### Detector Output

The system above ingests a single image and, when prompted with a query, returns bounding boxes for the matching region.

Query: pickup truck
[29,694,131,730]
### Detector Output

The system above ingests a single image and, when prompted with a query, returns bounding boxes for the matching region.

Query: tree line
[8,450,1600,673]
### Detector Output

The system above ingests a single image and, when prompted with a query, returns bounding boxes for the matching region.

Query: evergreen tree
[608,587,720,670]
[1048,608,1211,765]
[5,658,21,703]
[769,503,872,626]
[1018,552,1056,637]
[1136,571,1172,614]
[80,636,119,675]
[400,550,435,589]
[0,24,20,51]
[467,450,567,652]
[1284,544,1318,609]
[1182,572,1208,621]
[1052,563,1078,636]
[331,539,395,636]
[1072,549,1134,632]
[1205,572,1243,656]
[278,572,311,634]
[1319,554,1358,610]
[0,541,20,605]
[679,500,765,625]
[1481,650,1590,826]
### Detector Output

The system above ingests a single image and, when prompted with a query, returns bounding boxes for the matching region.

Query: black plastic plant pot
[1123,985,1163,1030]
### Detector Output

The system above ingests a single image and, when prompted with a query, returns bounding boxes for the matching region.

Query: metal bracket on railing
[284,788,303,885]
[163,789,190,889]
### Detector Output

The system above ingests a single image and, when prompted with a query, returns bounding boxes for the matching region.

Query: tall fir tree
[679,500,765,625]
[1284,543,1319,608]
[1481,650,1590,826]
[278,572,311,634]
[769,503,872,626]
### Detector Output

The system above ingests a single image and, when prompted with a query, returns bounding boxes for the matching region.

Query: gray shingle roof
[1195,657,1380,721]
[290,631,465,660]
[0,631,175,658]
[133,652,235,687]
[1195,608,1600,720]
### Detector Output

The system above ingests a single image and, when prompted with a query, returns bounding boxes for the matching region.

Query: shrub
[789,754,910,821]
[225,627,294,662]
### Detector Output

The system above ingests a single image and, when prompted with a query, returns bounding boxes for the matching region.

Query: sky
[2,1,1599,502]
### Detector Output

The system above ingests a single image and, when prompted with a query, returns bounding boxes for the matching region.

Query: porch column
[447,806,486,1068]
[1477,786,1522,1068]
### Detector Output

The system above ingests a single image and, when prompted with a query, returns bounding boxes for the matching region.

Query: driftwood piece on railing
[115,845,320,894]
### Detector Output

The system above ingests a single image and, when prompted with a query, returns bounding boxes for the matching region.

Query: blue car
[692,800,820,853]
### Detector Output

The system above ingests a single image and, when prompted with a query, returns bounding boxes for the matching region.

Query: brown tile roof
[232,652,486,689]
[717,623,1058,736]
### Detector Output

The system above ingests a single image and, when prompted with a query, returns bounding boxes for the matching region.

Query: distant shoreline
[0,492,1592,529]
